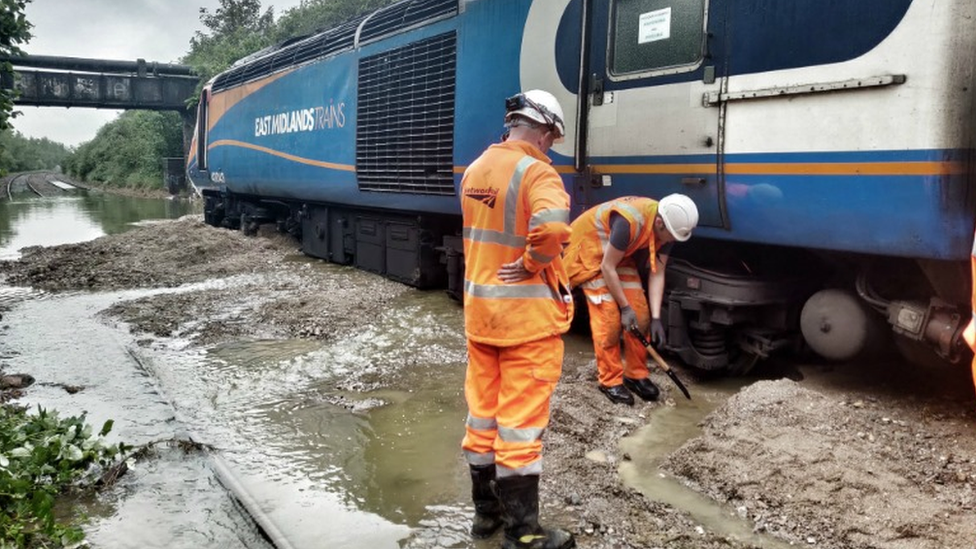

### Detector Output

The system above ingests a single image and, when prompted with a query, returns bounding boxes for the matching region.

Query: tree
[198,0,273,38]
[182,0,396,108]
[183,0,276,106]
[62,111,183,189]
[272,0,393,44]
[0,129,70,172]
[0,0,32,133]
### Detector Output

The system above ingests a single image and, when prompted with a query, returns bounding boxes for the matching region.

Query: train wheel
[726,351,761,376]
[240,213,258,237]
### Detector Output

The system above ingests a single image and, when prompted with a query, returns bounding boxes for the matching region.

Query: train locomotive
[187,0,976,372]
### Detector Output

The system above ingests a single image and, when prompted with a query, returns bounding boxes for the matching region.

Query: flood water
[0,190,197,260]
[0,190,779,548]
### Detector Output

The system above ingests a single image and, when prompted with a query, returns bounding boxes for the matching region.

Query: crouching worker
[564,195,699,405]
[460,89,575,549]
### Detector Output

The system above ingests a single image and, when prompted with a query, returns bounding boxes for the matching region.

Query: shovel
[628,326,692,400]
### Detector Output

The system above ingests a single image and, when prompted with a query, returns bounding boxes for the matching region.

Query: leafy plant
[61,110,183,189]
[1,0,33,179]
[0,405,128,548]
[0,0,32,135]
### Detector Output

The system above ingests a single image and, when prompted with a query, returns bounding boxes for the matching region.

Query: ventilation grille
[356,32,456,195]
[213,16,364,91]
[360,0,458,43]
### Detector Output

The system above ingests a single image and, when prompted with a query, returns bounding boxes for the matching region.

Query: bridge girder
[2,69,199,111]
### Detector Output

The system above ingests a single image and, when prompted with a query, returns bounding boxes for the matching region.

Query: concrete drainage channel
[124,347,294,549]
[209,453,296,549]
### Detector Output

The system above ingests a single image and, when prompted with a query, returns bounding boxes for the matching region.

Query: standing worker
[565,195,699,405]
[460,89,576,549]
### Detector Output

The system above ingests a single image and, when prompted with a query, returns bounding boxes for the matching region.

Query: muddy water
[619,378,796,549]
[0,278,468,547]
[136,287,477,548]
[0,193,793,548]
[0,277,790,548]
[0,192,197,260]
[0,282,793,549]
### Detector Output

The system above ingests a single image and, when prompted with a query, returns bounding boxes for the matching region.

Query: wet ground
[2,172,976,549]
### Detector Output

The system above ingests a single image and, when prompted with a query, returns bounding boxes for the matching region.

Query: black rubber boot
[598,384,634,406]
[623,376,660,401]
[496,475,575,549]
[469,464,503,539]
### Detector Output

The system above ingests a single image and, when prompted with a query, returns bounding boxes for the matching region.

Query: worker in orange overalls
[963,228,976,397]
[565,195,699,405]
[460,89,575,549]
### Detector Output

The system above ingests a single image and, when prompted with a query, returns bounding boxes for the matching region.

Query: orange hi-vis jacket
[565,196,662,288]
[461,140,573,346]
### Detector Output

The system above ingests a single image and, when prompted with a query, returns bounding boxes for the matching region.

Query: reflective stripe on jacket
[461,140,573,346]
[564,196,661,288]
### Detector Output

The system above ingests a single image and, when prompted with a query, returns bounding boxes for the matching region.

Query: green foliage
[272,0,393,44]
[182,0,396,108]
[0,130,70,173]
[65,0,400,186]
[0,405,128,548]
[0,0,32,134]
[183,0,277,105]
[1,0,33,179]
[62,111,183,189]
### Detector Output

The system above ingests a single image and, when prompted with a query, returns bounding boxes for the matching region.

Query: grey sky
[13,0,302,147]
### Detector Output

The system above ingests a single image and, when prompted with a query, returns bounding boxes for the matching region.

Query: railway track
[2,171,74,200]
[24,177,45,198]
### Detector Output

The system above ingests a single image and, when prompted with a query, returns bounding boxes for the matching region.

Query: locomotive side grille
[360,0,458,43]
[357,32,456,196]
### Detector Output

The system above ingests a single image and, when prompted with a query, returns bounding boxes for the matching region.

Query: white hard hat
[658,194,699,242]
[505,89,566,140]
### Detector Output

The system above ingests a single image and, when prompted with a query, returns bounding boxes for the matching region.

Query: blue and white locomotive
[187,0,976,371]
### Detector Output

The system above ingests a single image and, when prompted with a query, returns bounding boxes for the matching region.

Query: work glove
[650,317,666,347]
[620,305,638,332]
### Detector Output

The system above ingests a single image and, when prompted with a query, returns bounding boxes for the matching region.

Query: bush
[0,405,128,548]
[62,111,183,189]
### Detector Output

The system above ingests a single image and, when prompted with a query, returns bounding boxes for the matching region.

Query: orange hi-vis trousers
[461,335,563,478]
[580,262,651,387]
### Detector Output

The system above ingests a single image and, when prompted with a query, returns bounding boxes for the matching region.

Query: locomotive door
[583,0,727,229]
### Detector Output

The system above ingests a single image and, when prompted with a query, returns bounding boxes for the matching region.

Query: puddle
[619,379,796,549]
[0,279,483,548]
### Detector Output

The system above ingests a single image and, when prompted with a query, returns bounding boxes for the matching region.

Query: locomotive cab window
[610,0,706,76]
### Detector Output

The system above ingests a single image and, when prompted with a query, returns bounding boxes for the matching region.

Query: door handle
[681,177,706,186]
[591,74,604,106]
